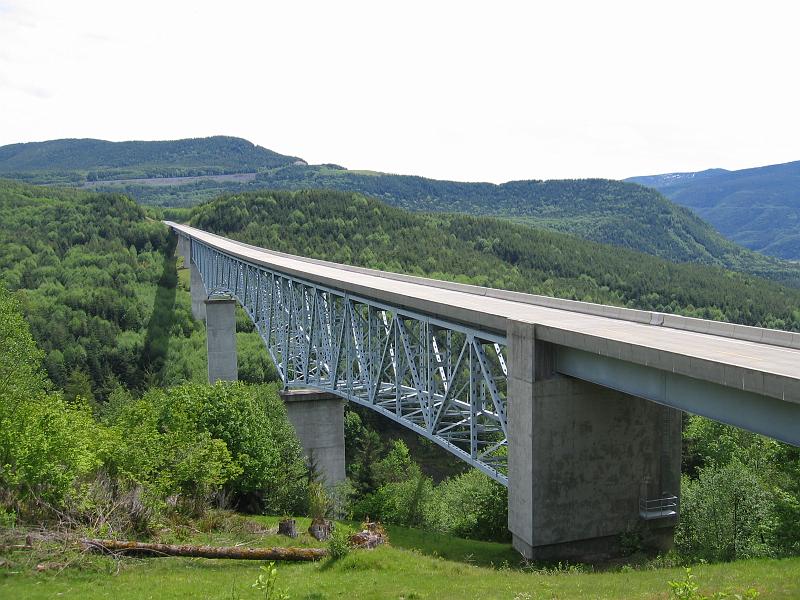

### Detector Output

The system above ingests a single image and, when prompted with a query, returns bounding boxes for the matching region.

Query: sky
[0,1,798,183]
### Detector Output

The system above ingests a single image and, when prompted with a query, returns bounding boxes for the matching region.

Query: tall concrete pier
[190,263,207,321]
[507,319,681,559]
[205,298,237,383]
[281,389,346,487]
[175,234,191,268]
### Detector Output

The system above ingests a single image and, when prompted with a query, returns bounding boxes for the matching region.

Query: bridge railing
[190,237,511,484]
[639,495,679,520]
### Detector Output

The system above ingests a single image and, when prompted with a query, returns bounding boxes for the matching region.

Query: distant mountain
[1,135,798,286]
[0,136,301,183]
[627,161,800,260]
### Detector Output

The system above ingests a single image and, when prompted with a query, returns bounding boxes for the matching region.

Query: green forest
[4,136,798,290]
[0,181,167,396]
[1,179,799,587]
[97,165,800,287]
[0,136,299,184]
[629,160,800,260]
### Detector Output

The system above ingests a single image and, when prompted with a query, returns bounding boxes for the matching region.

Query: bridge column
[205,298,237,383]
[507,319,681,561]
[190,263,207,321]
[179,236,191,268]
[280,389,346,487]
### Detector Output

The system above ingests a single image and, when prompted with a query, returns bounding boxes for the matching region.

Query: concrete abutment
[507,319,681,561]
[280,389,346,488]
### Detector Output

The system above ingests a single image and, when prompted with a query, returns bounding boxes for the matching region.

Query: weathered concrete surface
[190,263,207,321]
[281,389,345,487]
[508,320,681,560]
[206,298,237,383]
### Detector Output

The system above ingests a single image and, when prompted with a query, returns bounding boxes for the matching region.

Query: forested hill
[2,136,798,284]
[187,189,800,331]
[627,160,800,260]
[0,179,174,399]
[0,136,301,184]
[249,166,798,282]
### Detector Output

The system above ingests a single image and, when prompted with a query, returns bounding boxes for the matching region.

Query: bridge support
[206,298,237,383]
[280,389,346,487]
[178,235,191,268]
[507,320,681,561]
[190,263,207,321]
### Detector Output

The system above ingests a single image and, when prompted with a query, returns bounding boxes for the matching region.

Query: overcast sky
[1,1,798,182]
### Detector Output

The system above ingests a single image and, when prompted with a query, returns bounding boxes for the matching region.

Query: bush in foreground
[352,442,509,543]
[108,381,308,516]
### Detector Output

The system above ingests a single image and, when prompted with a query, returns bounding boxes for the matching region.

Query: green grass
[2,517,797,599]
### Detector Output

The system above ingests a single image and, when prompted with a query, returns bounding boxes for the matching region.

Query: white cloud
[0,0,798,181]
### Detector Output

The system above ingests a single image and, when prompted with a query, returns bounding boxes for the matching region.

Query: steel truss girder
[189,238,509,484]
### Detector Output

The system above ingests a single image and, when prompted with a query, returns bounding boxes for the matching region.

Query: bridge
[167,221,800,560]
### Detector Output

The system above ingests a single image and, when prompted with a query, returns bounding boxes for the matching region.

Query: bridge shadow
[139,234,179,388]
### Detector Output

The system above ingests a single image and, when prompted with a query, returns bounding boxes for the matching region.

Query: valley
[1,149,799,599]
[2,136,799,288]
[628,160,800,260]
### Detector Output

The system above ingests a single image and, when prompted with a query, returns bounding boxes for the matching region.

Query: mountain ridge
[0,136,301,183]
[627,160,800,260]
[1,135,798,286]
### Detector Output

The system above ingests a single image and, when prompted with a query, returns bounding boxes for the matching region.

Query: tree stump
[350,519,387,549]
[278,519,297,538]
[308,518,332,541]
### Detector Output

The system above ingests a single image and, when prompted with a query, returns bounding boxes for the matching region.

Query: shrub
[373,440,414,486]
[308,482,330,521]
[676,461,774,562]
[108,381,308,515]
[107,397,240,515]
[352,466,433,527]
[327,524,353,560]
[0,287,105,508]
[667,567,759,599]
[422,470,509,542]
[328,478,357,520]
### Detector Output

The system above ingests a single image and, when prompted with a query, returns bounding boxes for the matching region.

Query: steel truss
[190,238,509,484]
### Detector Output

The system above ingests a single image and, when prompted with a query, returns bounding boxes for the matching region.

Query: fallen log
[0,544,34,551]
[79,539,327,561]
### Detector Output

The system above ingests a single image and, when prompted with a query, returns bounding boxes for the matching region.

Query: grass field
[2,516,797,600]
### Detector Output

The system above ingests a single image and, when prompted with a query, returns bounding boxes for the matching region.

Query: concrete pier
[280,389,346,487]
[190,263,207,321]
[206,298,237,383]
[179,235,191,268]
[507,319,681,560]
